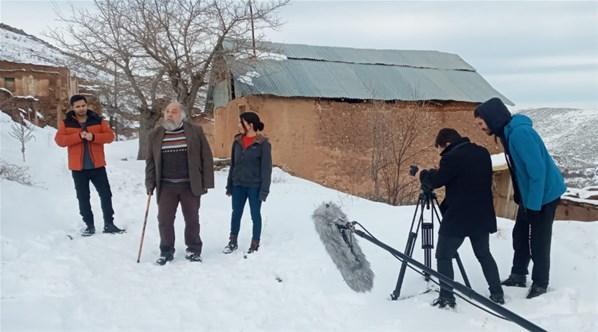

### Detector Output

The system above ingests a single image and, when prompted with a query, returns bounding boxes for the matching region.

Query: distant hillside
[0,23,110,81]
[0,23,138,135]
[520,107,598,188]
[0,23,68,67]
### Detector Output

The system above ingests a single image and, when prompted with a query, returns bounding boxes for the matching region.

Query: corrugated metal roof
[261,42,476,71]
[226,42,513,105]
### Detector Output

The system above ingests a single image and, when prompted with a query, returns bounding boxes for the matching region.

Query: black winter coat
[226,134,272,201]
[420,137,497,237]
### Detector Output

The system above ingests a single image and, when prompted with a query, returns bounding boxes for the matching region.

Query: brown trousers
[157,183,202,255]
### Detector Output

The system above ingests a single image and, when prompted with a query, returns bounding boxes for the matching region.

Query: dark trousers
[157,183,202,255]
[230,185,262,241]
[72,167,114,227]
[436,233,502,298]
[511,199,559,288]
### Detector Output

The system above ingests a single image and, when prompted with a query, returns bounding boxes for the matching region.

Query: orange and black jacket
[55,110,115,171]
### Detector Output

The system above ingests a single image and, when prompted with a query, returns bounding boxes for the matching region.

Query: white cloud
[506,55,598,69]
[486,69,598,109]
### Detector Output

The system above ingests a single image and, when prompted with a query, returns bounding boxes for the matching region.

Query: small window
[4,77,16,92]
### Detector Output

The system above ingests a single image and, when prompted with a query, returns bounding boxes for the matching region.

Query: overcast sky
[1,0,597,109]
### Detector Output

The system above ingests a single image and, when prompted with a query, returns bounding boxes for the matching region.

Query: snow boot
[223,235,238,254]
[185,249,202,262]
[103,223,125,234]
[501,273,527,287]
[81,225,95,237]
[490,292,505,304]
[156,252,174,266]
[526,284,547,299]
[247,240,260,254]
[432,296,456,309]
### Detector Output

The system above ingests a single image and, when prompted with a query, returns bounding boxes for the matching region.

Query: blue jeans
[230,185,262,241]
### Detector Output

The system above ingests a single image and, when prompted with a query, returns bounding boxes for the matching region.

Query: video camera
[409,164,434,193]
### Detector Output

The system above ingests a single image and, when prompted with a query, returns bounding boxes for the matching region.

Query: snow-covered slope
[519,107,598,188]
[0,23,67,67]
[1,112,597,331]
[0,23,110,81]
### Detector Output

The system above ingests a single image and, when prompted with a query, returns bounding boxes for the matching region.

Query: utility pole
[113,61,118,141]
[249,0,256,58]
[113,61,118,109]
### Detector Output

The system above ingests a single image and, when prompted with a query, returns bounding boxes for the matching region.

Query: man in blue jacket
[474,97,566,299]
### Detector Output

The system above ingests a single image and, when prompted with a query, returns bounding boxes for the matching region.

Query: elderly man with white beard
[145,102,214,265]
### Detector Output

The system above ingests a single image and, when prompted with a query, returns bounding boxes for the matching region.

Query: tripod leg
[390,227,418,300]
[422,221,433,281]
[390,197,424,300]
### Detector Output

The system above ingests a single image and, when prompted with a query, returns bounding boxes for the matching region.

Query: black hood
[474,97,512,136]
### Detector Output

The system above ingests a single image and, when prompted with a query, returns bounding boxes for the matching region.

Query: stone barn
[206,42,512,204]
[0,60,78,127]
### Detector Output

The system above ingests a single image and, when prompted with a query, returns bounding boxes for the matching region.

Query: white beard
[161,119,182,131]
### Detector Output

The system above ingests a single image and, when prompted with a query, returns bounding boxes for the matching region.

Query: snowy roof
[0,87,13,96]
[491,153,508,171]
[225,41,513,104]
[562,187,598,206]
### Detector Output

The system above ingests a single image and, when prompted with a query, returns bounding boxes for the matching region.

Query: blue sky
[2,0,597,109]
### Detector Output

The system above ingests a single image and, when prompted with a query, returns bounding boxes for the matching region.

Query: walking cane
[137,193,153,263]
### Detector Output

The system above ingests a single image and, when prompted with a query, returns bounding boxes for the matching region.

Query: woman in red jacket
[223,112,272,255]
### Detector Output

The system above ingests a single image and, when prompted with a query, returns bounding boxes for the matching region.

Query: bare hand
[81,132,93,141]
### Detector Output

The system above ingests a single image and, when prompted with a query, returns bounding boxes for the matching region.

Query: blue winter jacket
[503,114,566,211]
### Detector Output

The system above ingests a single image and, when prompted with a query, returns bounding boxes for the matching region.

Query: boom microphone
[312,202,374,292]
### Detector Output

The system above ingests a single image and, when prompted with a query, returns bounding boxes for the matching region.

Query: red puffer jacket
[55,110,115,170]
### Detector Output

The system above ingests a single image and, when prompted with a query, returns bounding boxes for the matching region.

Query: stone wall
[215,96,502,203]
[0,96,41,125]
[0,60,77,127]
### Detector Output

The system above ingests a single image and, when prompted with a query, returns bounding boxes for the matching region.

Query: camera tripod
[390,187,471,300]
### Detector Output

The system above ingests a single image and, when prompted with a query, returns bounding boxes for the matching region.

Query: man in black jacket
[420,128,504,308]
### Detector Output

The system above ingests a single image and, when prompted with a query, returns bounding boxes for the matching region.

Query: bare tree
[9,118,34,163]
[369,98,434,205]
[49,0,288,159]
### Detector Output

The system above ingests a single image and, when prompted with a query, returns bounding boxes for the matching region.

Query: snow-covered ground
[1,112,597,331]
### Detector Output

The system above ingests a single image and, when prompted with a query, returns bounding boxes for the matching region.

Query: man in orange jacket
[55,95,124,236]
